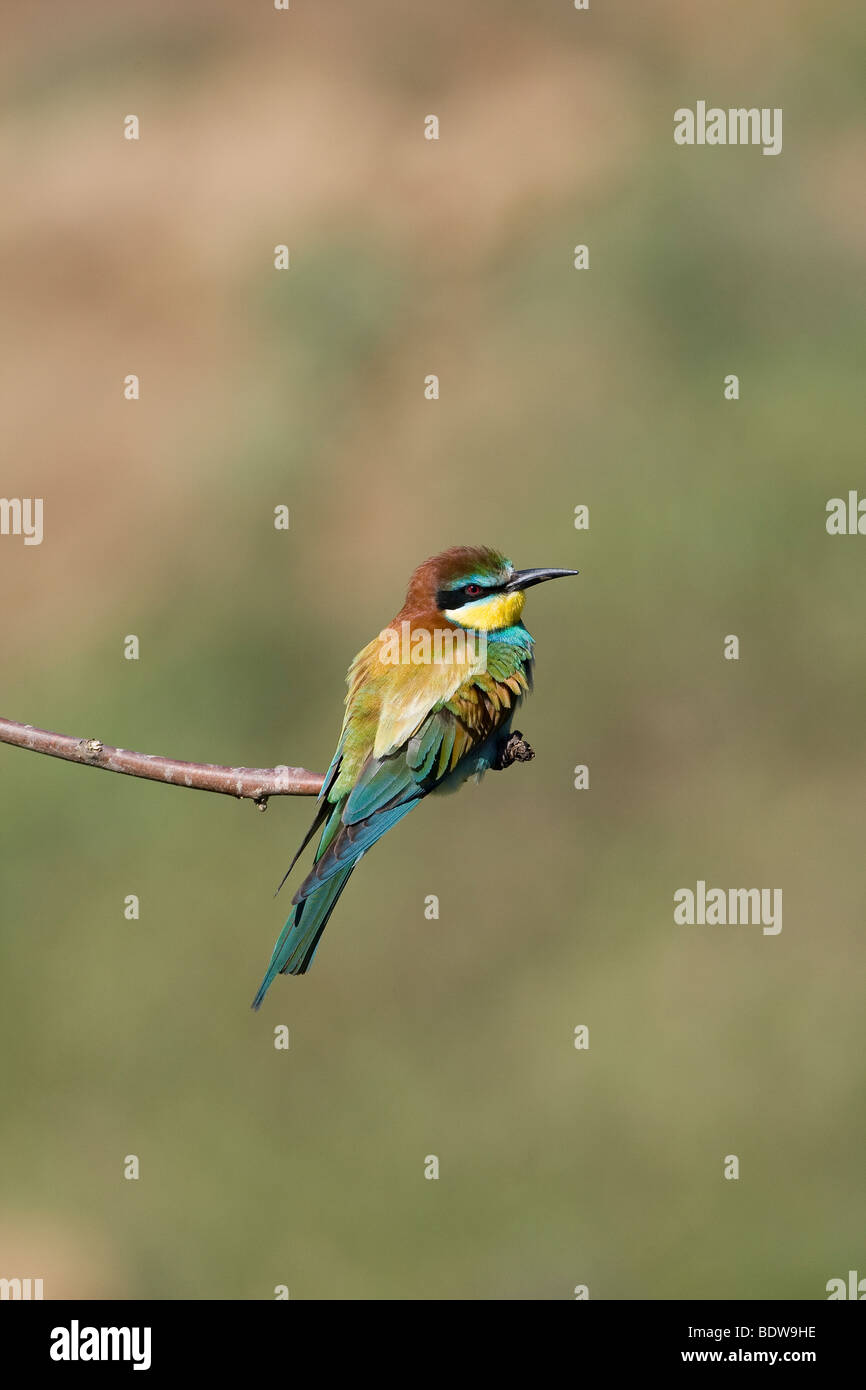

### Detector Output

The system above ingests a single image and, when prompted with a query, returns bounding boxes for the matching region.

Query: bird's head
[403,545,579,631]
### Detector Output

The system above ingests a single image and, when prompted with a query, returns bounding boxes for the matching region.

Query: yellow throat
[444,589,525,631]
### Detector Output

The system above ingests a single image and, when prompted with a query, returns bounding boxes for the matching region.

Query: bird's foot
[493,730,535,770]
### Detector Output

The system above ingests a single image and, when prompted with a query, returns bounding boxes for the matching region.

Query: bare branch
[0,715,324,808]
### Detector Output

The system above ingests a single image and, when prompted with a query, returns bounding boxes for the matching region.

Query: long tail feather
[251,863,356,1008]
[273,797,330,897]
[253,754,426,1008]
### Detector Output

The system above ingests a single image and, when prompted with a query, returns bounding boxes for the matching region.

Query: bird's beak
[505,567,580,592]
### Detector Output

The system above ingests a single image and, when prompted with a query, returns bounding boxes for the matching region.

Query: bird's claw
[493,730,535,770]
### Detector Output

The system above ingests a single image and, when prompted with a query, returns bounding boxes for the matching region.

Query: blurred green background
[1,0,864,1299]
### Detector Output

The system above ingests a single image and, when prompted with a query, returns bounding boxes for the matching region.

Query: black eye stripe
[436,583,504,609]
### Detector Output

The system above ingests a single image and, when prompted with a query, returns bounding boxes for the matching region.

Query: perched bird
[251,545,578,1007]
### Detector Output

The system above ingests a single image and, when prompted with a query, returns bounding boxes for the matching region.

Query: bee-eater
[251,545,578,1007]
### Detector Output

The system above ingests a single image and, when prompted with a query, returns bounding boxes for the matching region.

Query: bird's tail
[251,862,356,1009]
[251,768,420,1008]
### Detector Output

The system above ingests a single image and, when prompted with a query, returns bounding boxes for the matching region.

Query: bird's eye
[464,584,482,598]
